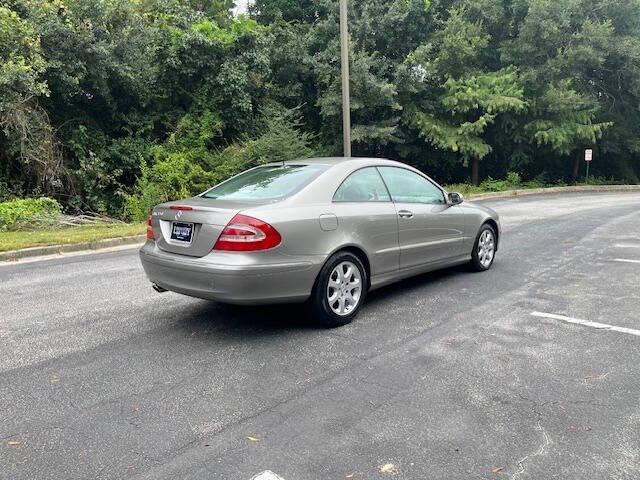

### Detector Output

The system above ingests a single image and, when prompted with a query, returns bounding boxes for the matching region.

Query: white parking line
[614,243,640,249]
[251,471,286,480]
[613,258,640,264]
[531,312,640,337]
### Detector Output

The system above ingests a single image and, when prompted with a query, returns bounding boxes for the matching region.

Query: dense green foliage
[1,0,639,219]
[0,196,62,230]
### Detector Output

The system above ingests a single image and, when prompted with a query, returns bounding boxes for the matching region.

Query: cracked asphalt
[1,192,639,480]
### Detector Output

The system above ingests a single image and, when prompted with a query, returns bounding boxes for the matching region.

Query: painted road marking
[613,258,640,264]
[614,243,640,249]
[251,471,286,480]
[531,312,640,337]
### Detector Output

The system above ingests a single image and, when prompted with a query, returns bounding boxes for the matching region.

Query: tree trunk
[572,150,581,180]
[471,157,480,185]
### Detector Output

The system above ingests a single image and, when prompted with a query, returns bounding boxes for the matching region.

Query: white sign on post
[585,149,593,162]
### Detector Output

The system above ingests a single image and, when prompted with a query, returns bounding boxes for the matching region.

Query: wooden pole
[339,0,351,157]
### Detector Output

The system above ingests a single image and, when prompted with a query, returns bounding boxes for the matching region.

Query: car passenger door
[332,167,400,277]
[377,166,465,271]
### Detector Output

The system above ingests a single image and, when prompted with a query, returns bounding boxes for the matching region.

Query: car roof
[252,156,449,205]
[264,157,405,167]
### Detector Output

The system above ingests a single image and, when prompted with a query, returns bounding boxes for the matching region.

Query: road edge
[465,184,640,201]
[2,185,639,262]
[0,235,146,262]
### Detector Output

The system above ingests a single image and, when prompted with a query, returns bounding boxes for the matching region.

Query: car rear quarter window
[333,167,391,202]
[377,167,446,204]
[202,164,328,201]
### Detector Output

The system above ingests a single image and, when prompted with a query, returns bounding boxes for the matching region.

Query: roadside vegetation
[1,0,640,247]
[0,197,144,251]
[445,173,625,196]
[0,223,145,253]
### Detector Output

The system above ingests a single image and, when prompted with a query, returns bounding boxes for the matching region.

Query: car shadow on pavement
[364,263,471,307]
[177,301,317,338]
[175,263,473,338]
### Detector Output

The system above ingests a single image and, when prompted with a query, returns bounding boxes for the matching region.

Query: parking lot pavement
[1,192,639,480]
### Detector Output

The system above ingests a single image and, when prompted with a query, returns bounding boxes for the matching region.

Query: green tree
[403,5,525,184]
[503,0,617,178]
[0,4,61,197]
[2,0,640,218]
[411,68,526,184]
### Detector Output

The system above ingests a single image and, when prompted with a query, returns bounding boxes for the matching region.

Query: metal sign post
[339,0,351,157]
[584,149,593,184]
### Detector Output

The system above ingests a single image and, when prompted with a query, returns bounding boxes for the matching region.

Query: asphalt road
[2,192,640,480]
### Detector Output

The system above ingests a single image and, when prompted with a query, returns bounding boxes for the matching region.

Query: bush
[123,104,316,222]
[0,181,13,202]
[444,183,484,196]
[577,176,624,186]
[479,177,509,192]
[123,156,217,222]
[505,171,522,187]
[67,127,154,216]
[0,197,62,231]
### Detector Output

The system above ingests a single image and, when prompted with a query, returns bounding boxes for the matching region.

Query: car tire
[470,223,497,272]
[308,251,368,328]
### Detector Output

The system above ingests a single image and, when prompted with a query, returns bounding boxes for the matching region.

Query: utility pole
[339,0,351,157]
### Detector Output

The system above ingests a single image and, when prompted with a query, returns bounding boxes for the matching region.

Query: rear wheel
[308,252,367,327]
[471,224,497,271]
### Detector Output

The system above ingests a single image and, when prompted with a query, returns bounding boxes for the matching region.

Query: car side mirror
[448,192,464,205]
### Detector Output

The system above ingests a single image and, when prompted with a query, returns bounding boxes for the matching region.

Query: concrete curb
[0,235,146,262]
[1,185,639,262]
[466,184,640,201]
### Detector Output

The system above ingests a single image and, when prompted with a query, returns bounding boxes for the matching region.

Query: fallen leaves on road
[379,463,399,475]
[491,466,505,473]
[246,435,260,442]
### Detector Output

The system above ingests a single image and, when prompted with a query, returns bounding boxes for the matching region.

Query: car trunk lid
[151,197,259,257]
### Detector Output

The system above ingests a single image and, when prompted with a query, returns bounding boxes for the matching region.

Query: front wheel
[308,252,367,328]
[471,224,497,272]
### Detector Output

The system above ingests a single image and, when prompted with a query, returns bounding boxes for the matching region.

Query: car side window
[377,167,446,204]
[333,167,391,202]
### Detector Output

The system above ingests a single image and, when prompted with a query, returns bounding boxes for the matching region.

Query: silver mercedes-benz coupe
[140,157,500,326]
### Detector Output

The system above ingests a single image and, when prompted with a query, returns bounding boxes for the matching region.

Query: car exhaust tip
[152,283,168,293]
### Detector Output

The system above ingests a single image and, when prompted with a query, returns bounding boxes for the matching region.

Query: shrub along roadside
[0,197,62,231]
[123,105,316,222]
[444,173,625,197]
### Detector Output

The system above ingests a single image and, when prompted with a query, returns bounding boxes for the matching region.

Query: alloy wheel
[477,229,495,268]
[326,261,362,316]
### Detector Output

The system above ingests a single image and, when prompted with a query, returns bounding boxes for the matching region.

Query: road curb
[0,235,146,262]
[466,184,640,201]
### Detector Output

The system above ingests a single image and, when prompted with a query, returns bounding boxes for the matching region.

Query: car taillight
[213,214,281,252]
[146,214,155,240]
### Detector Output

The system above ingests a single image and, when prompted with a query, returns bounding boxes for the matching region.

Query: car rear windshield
[202,164,329,201]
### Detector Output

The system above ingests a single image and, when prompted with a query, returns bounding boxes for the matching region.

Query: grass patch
[0,223,145,252]
[445,178,628,197]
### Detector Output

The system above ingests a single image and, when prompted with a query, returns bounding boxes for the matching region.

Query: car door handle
[398,210,414,219]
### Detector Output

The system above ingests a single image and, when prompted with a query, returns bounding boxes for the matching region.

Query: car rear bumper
[139,242,323,304]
